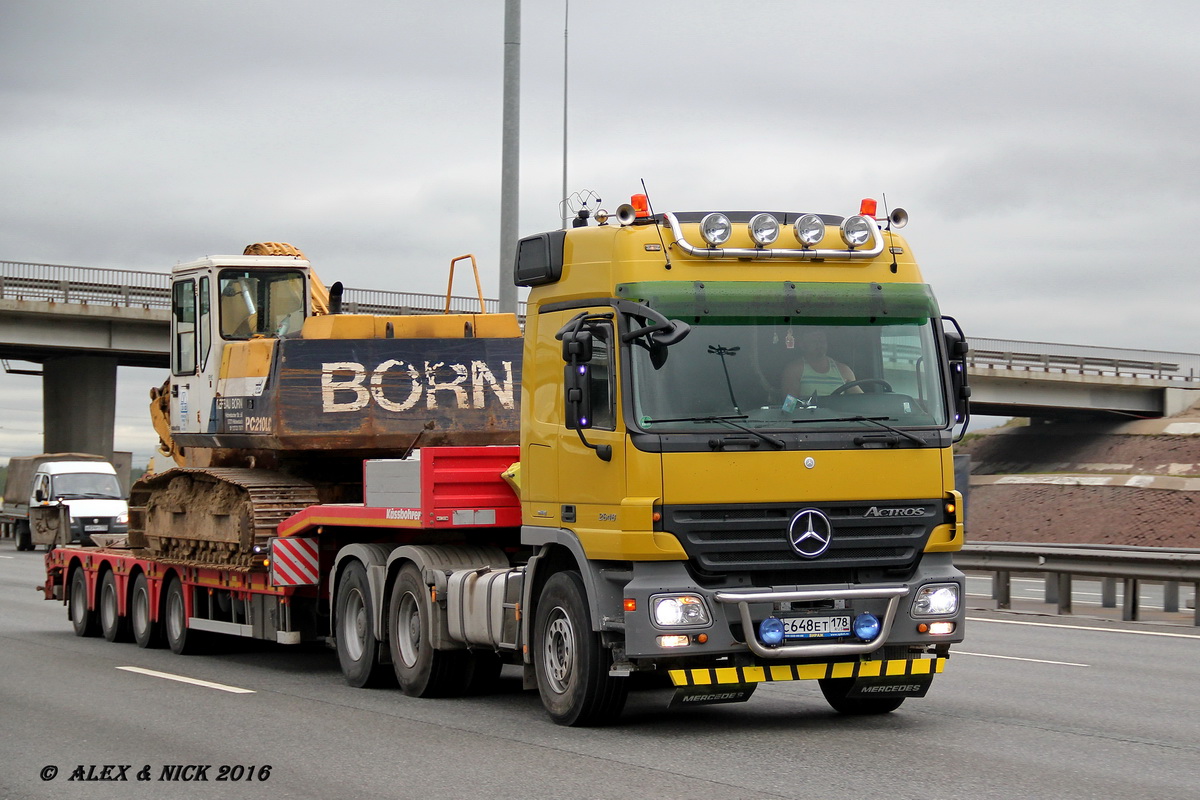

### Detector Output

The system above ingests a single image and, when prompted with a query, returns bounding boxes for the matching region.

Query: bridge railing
[969,337,1200,383]
[0,260,527,317]
[955,542,1200,625]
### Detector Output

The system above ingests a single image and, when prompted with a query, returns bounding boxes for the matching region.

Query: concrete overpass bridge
[1,259,1197,458]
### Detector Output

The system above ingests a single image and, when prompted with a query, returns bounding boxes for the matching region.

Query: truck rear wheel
[164,576,206,655]
[335,561,391,688]
[131,573,161,648]
[388,563,471,697]
[533,571,628,726]
[818,678,906,715]
[99,570,131,643]
[14,521,32,551]
[69,567,99,637]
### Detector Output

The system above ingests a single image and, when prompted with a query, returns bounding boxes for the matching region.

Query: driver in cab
[781,328,859,407]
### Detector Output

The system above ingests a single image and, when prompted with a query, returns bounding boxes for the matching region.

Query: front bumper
[617,552,965,662]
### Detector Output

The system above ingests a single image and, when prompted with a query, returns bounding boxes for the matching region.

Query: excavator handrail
[445,254,487,315]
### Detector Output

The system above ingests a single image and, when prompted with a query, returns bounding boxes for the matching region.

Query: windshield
[219,269,306,339]
[52,473,123,499]
[624,281,949,433]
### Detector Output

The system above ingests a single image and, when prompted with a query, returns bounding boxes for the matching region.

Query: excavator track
[129,468,320,568]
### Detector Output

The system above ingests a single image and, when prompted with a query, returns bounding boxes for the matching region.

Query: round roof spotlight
[748,213,780,246]
[840,215,875,248]
[793,213,825,247]
[699,213,732,246]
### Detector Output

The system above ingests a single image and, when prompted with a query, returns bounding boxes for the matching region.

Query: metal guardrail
[970,337,1200,383]
[955,542,1200,625]
[0,260,527,317]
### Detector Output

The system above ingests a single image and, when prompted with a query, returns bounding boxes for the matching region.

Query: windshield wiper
[790,415,926,447]
[644,415,785,450]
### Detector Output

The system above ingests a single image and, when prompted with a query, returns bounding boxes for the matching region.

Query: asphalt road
[2,548,1198,800]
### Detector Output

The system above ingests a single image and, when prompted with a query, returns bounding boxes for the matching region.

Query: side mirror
[564,363,593,430]
[942,318,971,439]
[34,489,45,503]
[561,329,593,363]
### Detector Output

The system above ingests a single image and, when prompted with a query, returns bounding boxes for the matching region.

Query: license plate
[781,614,852,639]
[84,524,107,532]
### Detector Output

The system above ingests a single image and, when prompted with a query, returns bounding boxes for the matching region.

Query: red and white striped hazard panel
[271,537,320,586]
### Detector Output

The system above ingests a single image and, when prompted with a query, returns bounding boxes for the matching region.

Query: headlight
[699,213,732,246]
[117,512,129,525]
[651,594,711,627]
[747,213,780,246]
[912,583,960,617]
[793,214,825,246]
[839,214,875,248]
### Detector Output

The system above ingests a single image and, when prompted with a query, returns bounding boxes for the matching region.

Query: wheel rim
[542,606,574,694]
[132,584,149,639]
[101,580,117,631]
[167,587,184,643]
[341,587,367,662]
[396,591,421,668]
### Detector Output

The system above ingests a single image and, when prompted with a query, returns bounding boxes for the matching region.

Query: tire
[69,567,99,637]
[819,678,906,715]
[15,522,32,551]
[130,573,161,649]
[163,576,205,655]
[99,570,131,643]
[387,563,471,697]
[335,561,391,688]
[533,571,628,726]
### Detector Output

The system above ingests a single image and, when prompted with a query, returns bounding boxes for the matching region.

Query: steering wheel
[830,378,893,396]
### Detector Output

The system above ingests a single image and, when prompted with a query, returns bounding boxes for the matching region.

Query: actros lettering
[321,359,515,413]
[863,506,925,518]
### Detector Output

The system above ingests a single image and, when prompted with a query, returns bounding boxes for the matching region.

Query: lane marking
[967,616,1200,640]
[954,650,1089,667]
[0,555,14,559]
[117,666,255,694]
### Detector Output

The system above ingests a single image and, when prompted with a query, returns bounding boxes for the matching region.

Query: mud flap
[669,683,757,708]
[845,673,934,699]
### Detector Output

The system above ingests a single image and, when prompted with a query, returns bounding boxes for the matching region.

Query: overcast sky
[1,0,1196,465]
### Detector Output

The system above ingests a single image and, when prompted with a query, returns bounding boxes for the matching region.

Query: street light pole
[498,0,520,314]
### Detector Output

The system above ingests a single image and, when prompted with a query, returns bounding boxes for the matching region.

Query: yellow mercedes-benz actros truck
[45,194,969,727]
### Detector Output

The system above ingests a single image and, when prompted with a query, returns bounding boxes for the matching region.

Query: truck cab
[31,460,128,545]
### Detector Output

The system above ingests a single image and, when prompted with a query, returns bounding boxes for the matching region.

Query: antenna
[639,178,672,269]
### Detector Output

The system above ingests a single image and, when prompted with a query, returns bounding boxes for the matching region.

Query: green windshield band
[615,281,940,323]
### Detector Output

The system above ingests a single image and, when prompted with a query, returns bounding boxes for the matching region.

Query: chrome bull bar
[714,584,909,659]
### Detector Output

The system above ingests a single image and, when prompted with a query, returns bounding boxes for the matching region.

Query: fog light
[657,635,690,648]
[759,616,784,646]
[699,212,732,246]
[853,612,881,641]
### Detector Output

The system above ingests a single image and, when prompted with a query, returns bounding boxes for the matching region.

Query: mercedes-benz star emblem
[788,508,833,558]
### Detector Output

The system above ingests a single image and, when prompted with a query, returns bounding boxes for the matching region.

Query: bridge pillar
[42,355,117,460]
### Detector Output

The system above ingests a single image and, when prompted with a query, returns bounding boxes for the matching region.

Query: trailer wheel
[818,678,906,715]
[69,567,99,637]
[14,521,32,551]
[164,576,206,655]
[533,571,628,726]
[130,573,161,648]
[335,561,391,688]
[99,570,131,643]
[388,563,471,697]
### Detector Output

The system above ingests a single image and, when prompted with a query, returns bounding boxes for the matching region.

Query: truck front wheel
[69,567,98,637]
[533,571,628,726]
[818,678,906,715]
[387,563,471,697]
[335,561,391,688]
